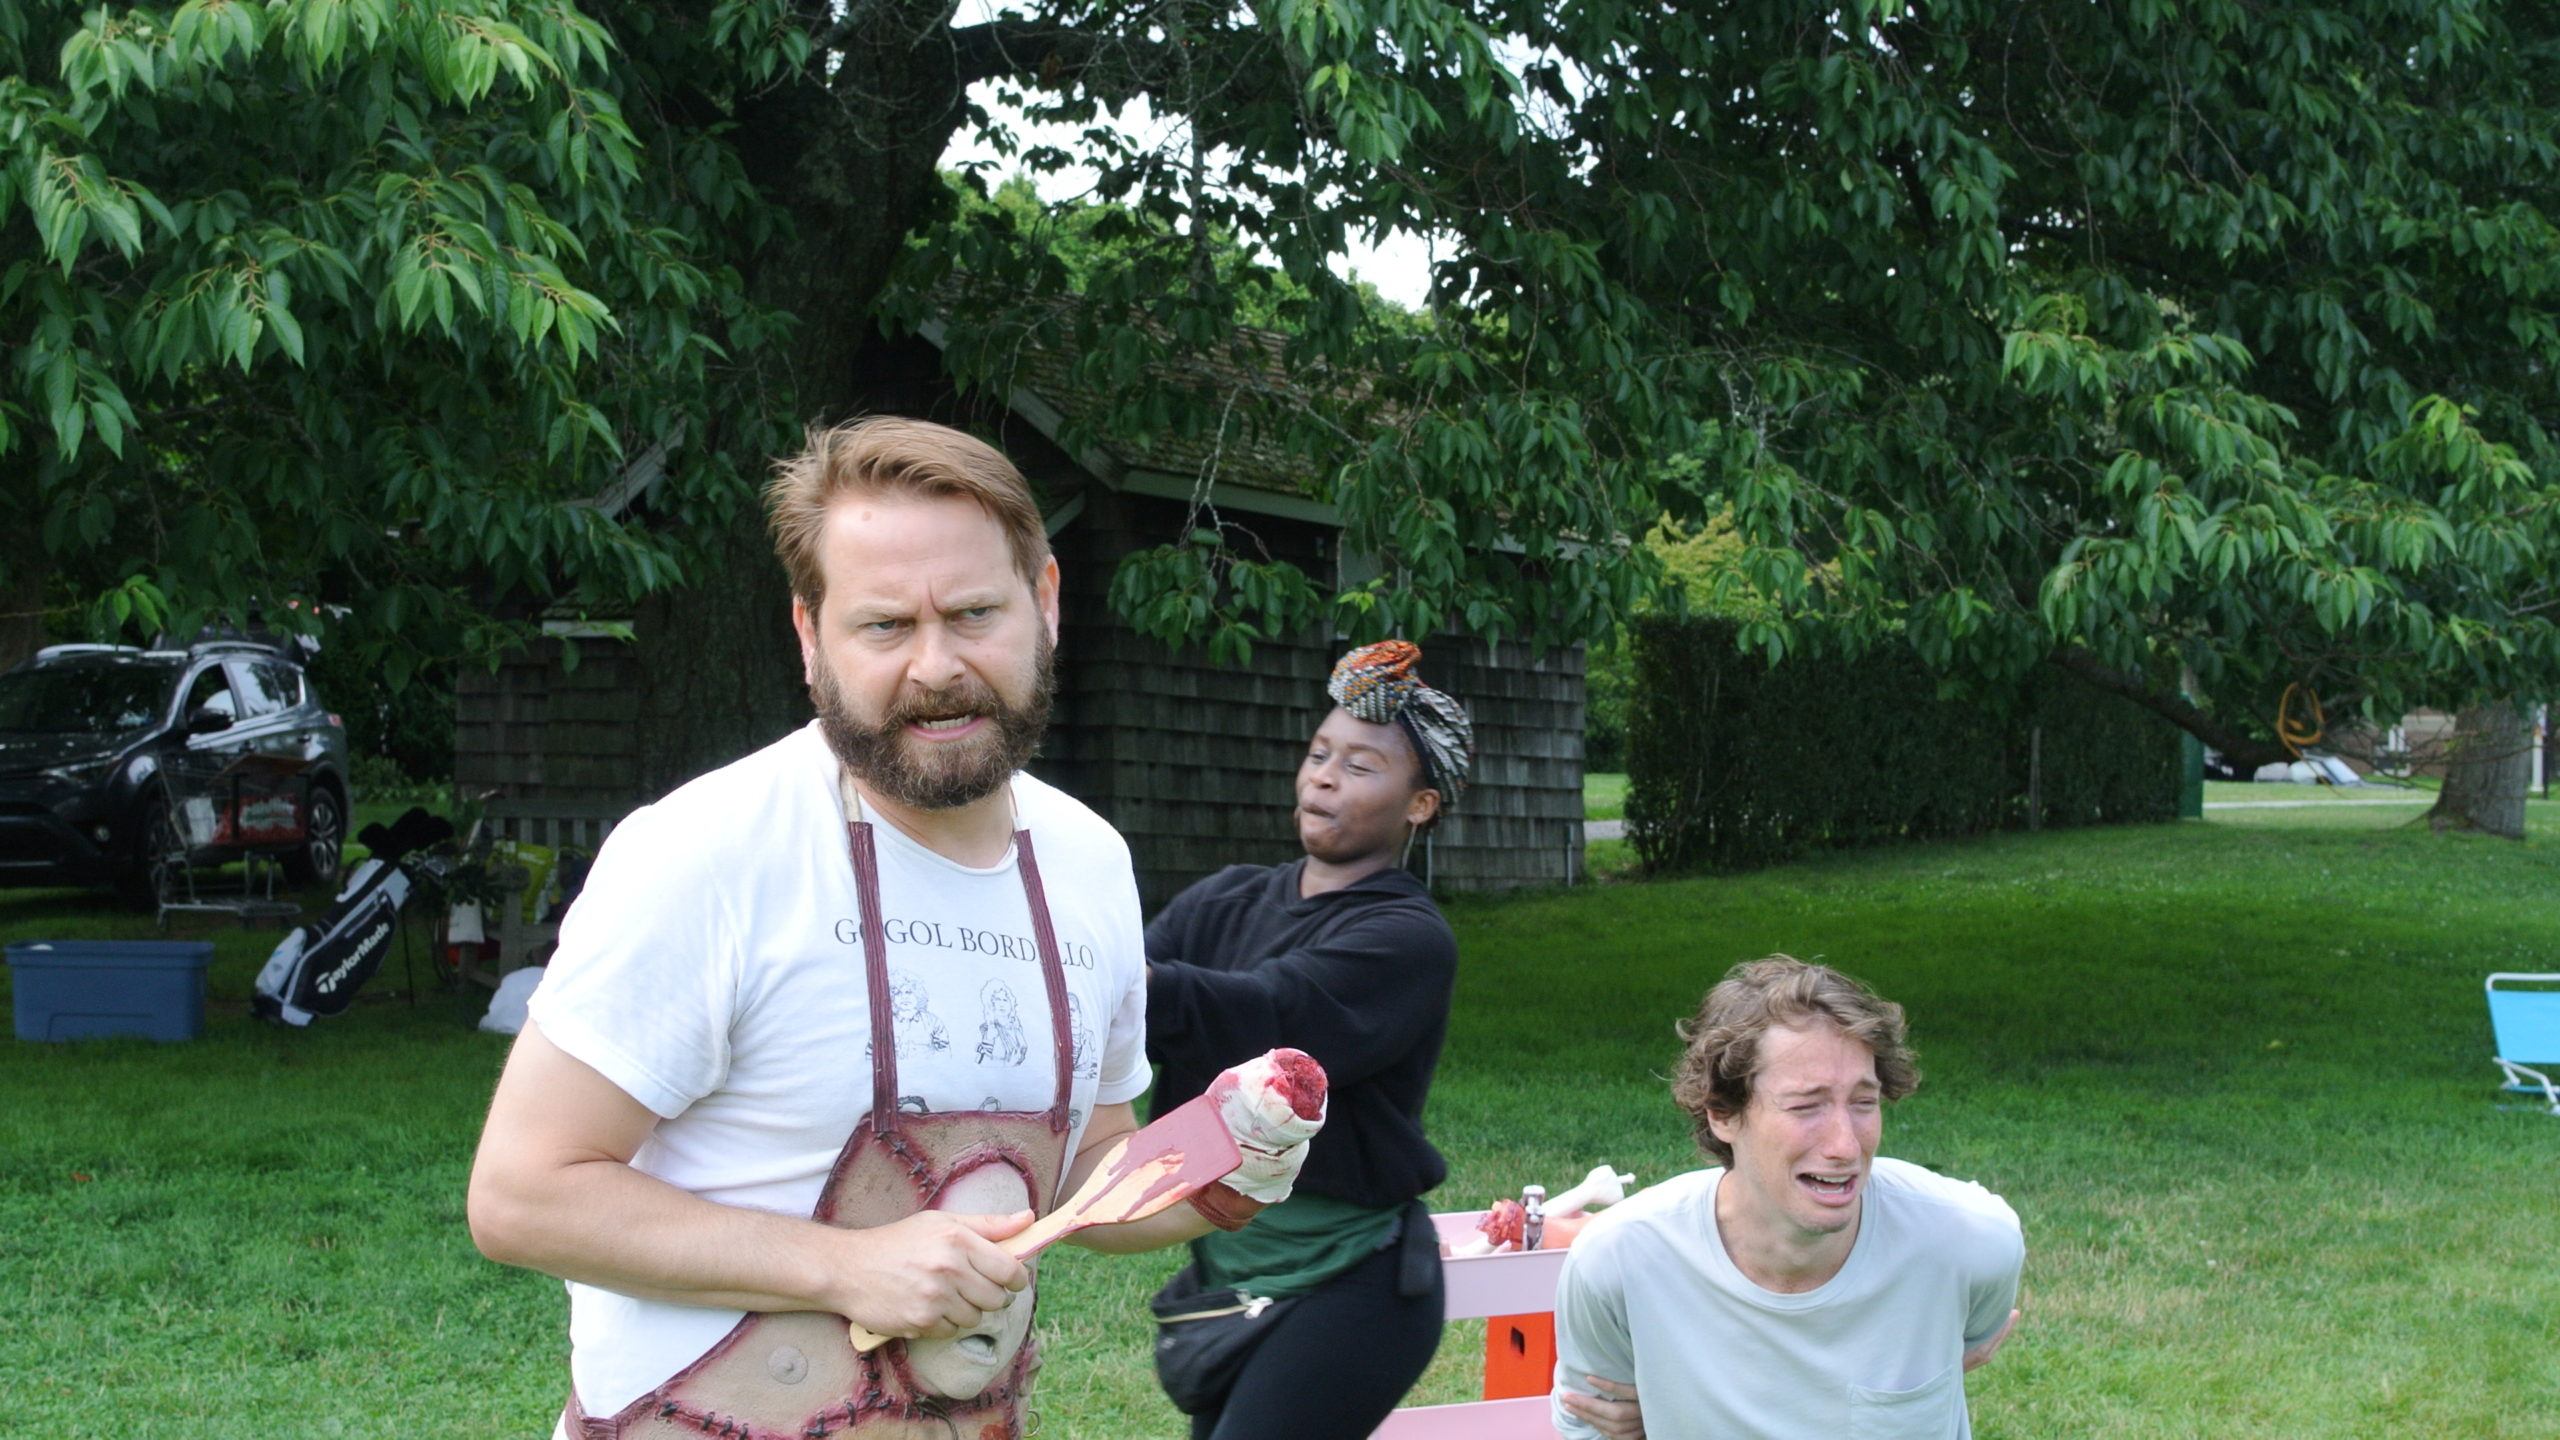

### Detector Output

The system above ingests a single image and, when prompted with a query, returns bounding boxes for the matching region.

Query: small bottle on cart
[1520,1184,1547,1251]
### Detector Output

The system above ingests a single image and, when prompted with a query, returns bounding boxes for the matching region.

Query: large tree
[8,0,2558,802]
[0,2,799,688]
[2,0,1687,744]
[1439,0,2560,778]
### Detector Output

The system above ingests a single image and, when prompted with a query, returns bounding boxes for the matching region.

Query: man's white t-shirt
[1550,1158,2023,1440]
[527,723,1151,1413]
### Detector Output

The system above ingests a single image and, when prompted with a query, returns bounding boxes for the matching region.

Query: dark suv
[0,639,351,899]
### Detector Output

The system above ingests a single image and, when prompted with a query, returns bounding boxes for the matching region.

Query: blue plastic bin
[7,940,214,1042]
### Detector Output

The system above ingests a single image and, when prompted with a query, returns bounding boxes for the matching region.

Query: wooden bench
[1371,1213,1570,1439]
[468,798,627,985]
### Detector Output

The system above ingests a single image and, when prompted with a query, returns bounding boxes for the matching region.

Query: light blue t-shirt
[1551,1158,2023,1440]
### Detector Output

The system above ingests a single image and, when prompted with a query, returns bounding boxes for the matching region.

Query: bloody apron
[565,795,1080,1440]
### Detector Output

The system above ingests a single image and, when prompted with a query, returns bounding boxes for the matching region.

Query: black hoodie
[1143,859,1457,1209]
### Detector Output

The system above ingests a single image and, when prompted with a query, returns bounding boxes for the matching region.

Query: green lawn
[2204,777,2441,805]
[1584,770,1628,821]
[6,804,2559,1436]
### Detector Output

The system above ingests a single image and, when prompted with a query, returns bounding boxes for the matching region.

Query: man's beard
[812,635,1055,811]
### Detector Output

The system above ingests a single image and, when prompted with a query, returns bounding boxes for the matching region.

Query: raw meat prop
[846,1049,1329,1352]
[1188,1047,1330,1230]
[1444,1165,1638,1257]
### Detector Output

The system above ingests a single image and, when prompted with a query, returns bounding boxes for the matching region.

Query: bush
[1584,640,1632,772]
[305,643,455,782]
[346,755,451,810]
[1627,617,2179,872]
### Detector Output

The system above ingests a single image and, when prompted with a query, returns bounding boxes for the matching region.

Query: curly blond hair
[1670,956,1920,1165]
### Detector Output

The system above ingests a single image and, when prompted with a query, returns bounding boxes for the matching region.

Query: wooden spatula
[848,1094,1242,1351]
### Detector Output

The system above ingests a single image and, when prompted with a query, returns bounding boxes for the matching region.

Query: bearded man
[469,417,1323,1439]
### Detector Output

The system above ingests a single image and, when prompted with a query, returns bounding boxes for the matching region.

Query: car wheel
[119,791,187,913]
[285,783,346,889]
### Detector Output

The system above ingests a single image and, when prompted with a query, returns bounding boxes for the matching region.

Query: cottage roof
[918,298,1360,509]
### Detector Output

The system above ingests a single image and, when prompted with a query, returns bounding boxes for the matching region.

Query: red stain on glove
[1266,1047,1328,1119]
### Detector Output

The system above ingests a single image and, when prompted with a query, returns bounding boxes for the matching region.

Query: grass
[2204,777,2441,805]
[7,801,2560,1436]
[1589,772,2465,820]
[1583,770,1628,822]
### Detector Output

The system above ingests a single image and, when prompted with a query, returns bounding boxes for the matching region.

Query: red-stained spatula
[848,1094,1241,1352]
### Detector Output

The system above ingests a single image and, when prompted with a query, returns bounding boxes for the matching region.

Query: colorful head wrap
[1326,640,1475,808]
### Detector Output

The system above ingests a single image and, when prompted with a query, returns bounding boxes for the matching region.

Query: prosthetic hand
[1548,1165,1638,1217]
[1448,1165,1639,1256]
[1188,1048,1328,1230]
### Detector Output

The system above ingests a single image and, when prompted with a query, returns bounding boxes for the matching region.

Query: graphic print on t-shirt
[859,968,952,1064]
[849,907,1111,1112]
[1068,992,1097,1078]
[892,970,949,1055]
[977,980,1029,1066]
[839,881,1116,1118]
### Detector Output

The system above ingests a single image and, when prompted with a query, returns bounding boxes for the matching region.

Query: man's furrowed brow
[838,597,911,626]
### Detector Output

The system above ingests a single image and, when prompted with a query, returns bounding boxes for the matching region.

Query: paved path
[1585,799,2434,837]
[2204,797,2432,809]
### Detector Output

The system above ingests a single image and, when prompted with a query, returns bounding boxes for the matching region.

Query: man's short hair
[1670,956,1921,1166]
[766,417,1051,611]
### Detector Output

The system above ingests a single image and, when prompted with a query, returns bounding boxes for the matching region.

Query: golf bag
[254,807,454,1027]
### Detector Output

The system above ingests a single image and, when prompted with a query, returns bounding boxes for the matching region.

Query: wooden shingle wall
[1041,488,1586,908]
[447,343,1587,903]
[1401,636,1586,893]
[454,636,646,803]
[1033,488,1329,904]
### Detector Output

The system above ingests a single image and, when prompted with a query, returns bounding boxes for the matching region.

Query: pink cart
[1370,1212,1572,1439]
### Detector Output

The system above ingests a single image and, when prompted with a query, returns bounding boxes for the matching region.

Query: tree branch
[946,20,1165,94]
[2050,645,2292,769]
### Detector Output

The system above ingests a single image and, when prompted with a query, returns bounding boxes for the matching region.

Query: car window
[184,666,238,721]
[0,663,178,737]
[237,661,299,717]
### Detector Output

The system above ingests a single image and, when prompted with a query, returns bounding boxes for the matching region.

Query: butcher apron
[564,783,1080,1440]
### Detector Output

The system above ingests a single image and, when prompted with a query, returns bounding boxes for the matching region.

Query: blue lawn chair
[2486,973,2560,1115]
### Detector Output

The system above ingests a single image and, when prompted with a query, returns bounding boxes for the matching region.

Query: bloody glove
[1189,1048,1328,1230]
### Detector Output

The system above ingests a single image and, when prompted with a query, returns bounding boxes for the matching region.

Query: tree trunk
[2425,700,2532,839]
[631,510,812,799]
[0,528,47,672]
[614,8,979,796]
[729,9,978,418]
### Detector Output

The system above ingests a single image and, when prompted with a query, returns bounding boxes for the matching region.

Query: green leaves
[169,0,271,70]
[21,147,146,269]
[82,571,172,642]
[281,0,396,74]
[10,0,2554,762]
[1510,0,2560,742]
[2,0,776,691]
[1267,0,1514,163]
[415,9,559,106]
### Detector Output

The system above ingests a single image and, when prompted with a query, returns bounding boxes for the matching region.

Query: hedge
[1625,616,2181,872]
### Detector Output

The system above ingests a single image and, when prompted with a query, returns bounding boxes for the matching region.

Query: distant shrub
[306,644,455,782]
[1627,617,2179,872]
[1584,641,1631,772]
[348,754,451,810]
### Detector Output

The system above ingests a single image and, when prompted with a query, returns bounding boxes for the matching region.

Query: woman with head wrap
[1140,640,1476,1440]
